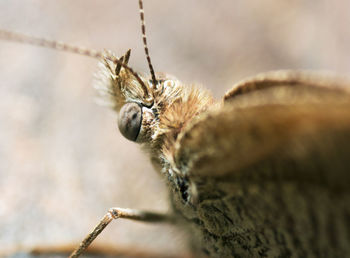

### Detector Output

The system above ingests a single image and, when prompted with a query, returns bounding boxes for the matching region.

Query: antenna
[138,0,158,87]
[0,29,150,98]
[0,29,103,59]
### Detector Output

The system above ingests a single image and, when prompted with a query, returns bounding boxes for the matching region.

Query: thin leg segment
[69,207,175,258]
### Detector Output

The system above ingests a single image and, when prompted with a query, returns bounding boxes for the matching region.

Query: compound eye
[118,103,142,141]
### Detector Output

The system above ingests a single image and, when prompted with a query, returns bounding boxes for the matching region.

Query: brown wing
[172,71,350,256]
[224,70,350,101]
[175,71,350,188]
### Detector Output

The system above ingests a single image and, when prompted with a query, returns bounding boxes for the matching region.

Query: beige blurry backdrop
[0,0,350,256]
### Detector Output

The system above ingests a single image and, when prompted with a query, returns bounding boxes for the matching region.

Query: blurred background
[0,0,350,256]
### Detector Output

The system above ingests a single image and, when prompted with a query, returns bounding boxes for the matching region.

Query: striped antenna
[0,29,103,59]
[138,0,158,87]
[0,29,150,98]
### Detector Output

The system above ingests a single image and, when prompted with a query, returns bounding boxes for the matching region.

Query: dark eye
[118,103,142,141]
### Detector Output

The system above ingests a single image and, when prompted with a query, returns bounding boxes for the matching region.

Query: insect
[0,0,346,255]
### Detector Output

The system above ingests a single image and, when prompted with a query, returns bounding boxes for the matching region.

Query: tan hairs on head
[106,55,151,100]
[138,0,158,87]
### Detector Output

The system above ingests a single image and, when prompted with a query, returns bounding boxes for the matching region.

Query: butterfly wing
[176,70,350,180]
[224,70,350,100]
[172,71,350,257]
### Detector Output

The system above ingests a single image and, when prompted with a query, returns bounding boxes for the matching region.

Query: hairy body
[98,52,350,257]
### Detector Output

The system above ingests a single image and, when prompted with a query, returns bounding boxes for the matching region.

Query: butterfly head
[95,50,186,146]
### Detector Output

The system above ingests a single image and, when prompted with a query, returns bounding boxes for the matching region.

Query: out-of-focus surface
[0,0,349,256]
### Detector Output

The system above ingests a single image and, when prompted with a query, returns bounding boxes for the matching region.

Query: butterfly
[87,54,350,257]
[1,1,349,257]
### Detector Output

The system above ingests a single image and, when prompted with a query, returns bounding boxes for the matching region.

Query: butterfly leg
[69,207,175,258]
